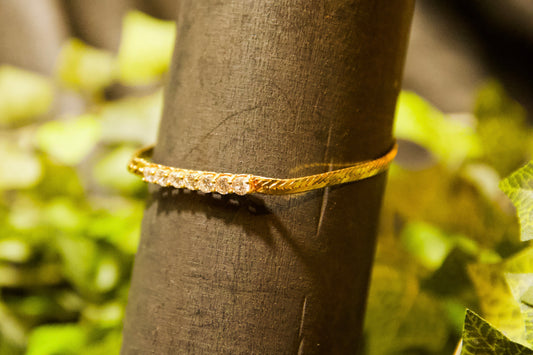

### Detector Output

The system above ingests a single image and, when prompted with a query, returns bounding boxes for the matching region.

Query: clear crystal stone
[197,174,215,193]
[168,171,185,188]
[184,173,199,190]
[143,167,157,183]
[154,170,168,186]
[215,175,231,195]
[232,176,250,195]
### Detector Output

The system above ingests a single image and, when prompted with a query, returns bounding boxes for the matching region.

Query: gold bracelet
[127,142,397,195]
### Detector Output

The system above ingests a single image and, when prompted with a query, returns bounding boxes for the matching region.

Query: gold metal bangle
[127,142,397,195]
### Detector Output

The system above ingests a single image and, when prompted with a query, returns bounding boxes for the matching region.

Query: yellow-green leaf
[99,91,162,145]
[500,161,533,241]
[505,247,533,274]
[461,309,533,355]
[0,65,53,126]
[26,324,88,355]
[37,114,101,166]
[505,273,533,345]
[0,140,42,189]
[57,39,116,93]
[93,145,145,193]
[117,11,176,85]
[468,263,525,343]
[400,221,454,271]
[395,91,481,167]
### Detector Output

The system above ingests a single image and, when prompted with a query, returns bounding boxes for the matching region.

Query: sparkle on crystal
[143,167,157,182]
[198,174,216,193]
[169,170,185,188]
[232,176,250,195]
[215,175,231,194]
[184,173,199,190]
[154,170,168,186]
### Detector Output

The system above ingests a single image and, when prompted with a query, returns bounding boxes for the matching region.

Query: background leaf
[0,66,53,126]
[117,11,175,85]
[461,310,533,355]
[36,114,101,166]
[500,161,533,241]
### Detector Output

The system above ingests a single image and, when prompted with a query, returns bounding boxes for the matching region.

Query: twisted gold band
[128,142,397,195]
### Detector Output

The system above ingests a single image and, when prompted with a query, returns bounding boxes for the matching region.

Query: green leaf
[400,221,454,270]
[36,114,101,166]
[468,263,525,343]
[7,195,42,231]
[5,293,72,323]
[395,91,481,167]
[25,324,88,355]
[93,145,145,193]
[461,309,533,355]
[0,302,26,350]
[505,247,533,274]
[386,163,512,248]
[0,140,42,189]
[55,235,122,297]
[0,263,62,287]
[475,81,532,176]
[500,161,533,241]
[99,91,162,145]
[0,65,53,126]
[57,39,116,93]
[93,254,121,293]
[0,239,32,263]
[393,291,449,352]
[364,263,419,355]
[86,203,142,254]
[55,234,99,296]
[82,302,124,327]
[79,329,121,355]
[504,273,533,345]
[42,198,87,231]
[522,287,533,308]
[33,159,85,199]
[117,11,176,85]
[475,81,525,121]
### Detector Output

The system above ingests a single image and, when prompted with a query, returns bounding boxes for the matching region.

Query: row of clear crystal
[128,143,397,195]
[134,163,251,195]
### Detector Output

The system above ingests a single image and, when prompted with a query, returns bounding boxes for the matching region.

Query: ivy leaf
[117,11,176,85]
[522,287,533,308]
[0,140,42,189]
[400,221,454,271]
[461,309,533,355]
[393,291,449,352]
[363,263,419,355]
[499,161,533,241]
[467,263,525,343]
[505,247,533,274]
[99,91,162,145]
[0,65,53,126]
[57,38,116,93]
[36,114,101,166]
[93,145,145,193]
[395,91,481,167]
[25,324,88,355]
[505,273,533,345]
[475,81,531,176]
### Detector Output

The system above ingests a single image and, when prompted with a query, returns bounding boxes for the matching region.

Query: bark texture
[122,1,414,354]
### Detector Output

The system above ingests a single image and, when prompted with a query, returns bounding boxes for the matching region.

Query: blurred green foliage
[0,9,532,355]
[0,11,172,355]
[364,86,533,354]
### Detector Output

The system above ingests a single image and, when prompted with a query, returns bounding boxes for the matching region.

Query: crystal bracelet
[128,142,397,195]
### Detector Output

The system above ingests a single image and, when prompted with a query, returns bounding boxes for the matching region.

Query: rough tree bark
[122,1,413,354]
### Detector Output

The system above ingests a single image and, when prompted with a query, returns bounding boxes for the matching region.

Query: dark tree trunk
[121,1,414,354]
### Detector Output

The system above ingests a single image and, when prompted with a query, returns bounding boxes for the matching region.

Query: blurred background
[0,1,531,354]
